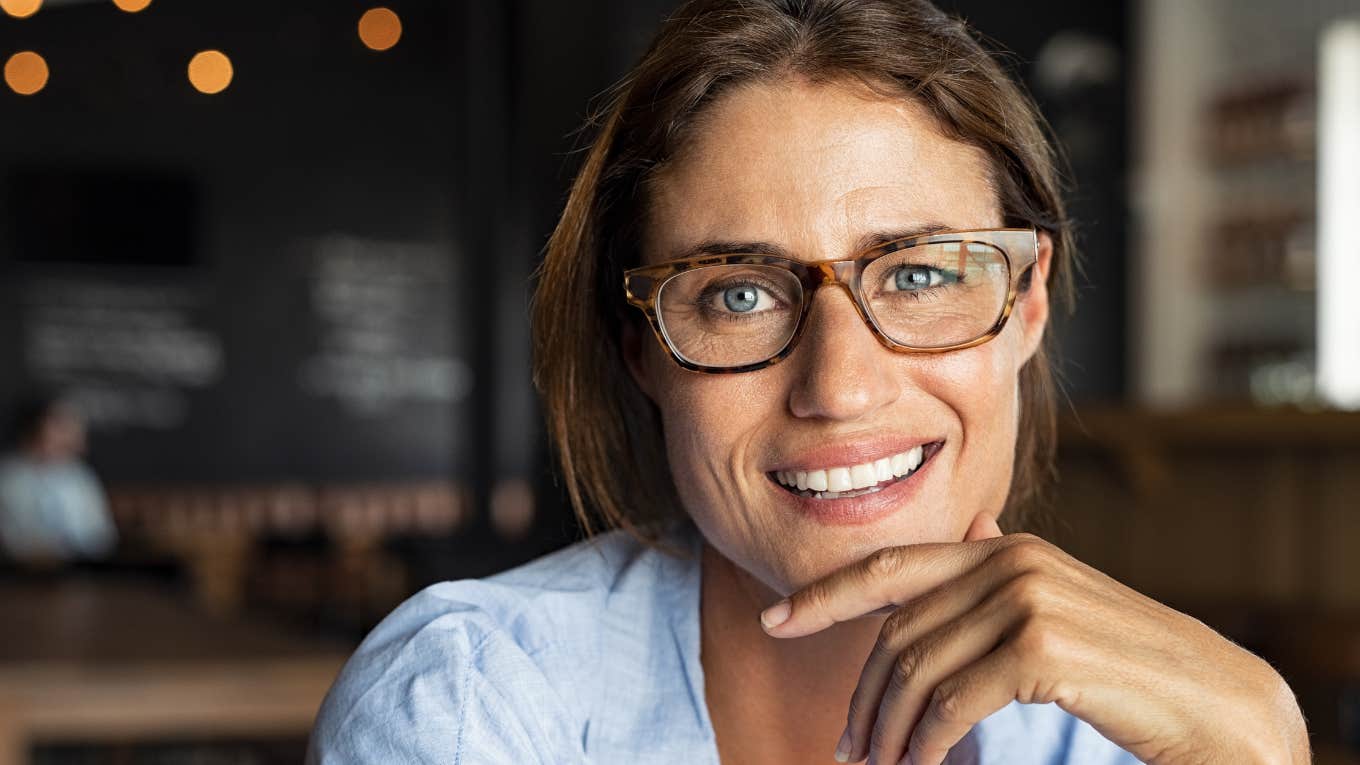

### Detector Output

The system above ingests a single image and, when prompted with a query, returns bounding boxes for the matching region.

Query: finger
[761,542,999,638]
[840,555,1021,762]
[861,580,1022,765]
[963,513,1003,542]
[906,643,1024,765]
[762,538,1011,638]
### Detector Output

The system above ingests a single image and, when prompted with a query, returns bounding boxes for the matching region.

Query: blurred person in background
[309,0,1309,763]
[0,392,116,568]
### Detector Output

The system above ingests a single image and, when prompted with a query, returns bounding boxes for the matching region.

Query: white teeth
[849,463,877,490]
[772,444,934,492]
[890,453,908,476]
[874,458,893,482]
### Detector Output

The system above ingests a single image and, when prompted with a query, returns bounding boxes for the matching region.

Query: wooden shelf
[1061,406,1360,452]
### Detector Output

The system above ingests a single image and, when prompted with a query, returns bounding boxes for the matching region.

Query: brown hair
[532,0,1074,541]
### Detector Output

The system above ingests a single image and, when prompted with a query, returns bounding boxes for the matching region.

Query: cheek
[938,334,1023,416]
[927,324,1027,507]
[647,346,778,484]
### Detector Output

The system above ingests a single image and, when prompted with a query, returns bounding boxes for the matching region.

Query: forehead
[644,78,1000,262]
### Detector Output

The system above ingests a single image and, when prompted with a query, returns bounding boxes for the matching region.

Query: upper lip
[765,435,943,473]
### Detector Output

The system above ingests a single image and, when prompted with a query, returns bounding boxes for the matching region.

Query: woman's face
[625,78,1052,596]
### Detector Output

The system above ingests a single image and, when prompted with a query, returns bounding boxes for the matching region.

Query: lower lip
[765,445,941,526]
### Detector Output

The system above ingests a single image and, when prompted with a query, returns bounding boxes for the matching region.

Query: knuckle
[1001,570,1054,614]
[1013,618,1066,664]
[929,684,967,725]
[881,607,916,645]
[867,545,906,578]
[995,534,1051,573]
[890,647,924,691]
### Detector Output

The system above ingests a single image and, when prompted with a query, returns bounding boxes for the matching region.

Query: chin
[707,512,958,600]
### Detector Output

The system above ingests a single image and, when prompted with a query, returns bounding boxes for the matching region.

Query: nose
[787,285,901,421]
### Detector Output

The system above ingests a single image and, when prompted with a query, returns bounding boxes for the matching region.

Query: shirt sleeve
[307,586,586,765]
[969,701,1144,764]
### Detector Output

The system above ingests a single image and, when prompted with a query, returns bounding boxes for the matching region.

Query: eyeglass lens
[654,241,1011,368]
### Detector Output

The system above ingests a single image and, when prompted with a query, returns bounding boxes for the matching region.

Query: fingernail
[759,599,791,630]
[833,727,852,762]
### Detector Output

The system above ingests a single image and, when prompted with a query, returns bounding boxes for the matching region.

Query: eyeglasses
[623,228,1038,373]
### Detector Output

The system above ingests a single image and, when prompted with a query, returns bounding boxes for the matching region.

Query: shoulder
[971,701,1142,764]
[64,460,103,486]
[0,457,31,503]
[308,527,702,765]
[0,456,25,483]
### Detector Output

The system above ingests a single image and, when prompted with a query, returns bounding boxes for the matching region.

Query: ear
[1016,230,1053,364]
[621,318,658,403]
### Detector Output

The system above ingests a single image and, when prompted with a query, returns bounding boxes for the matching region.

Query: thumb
[963,513,1004,542]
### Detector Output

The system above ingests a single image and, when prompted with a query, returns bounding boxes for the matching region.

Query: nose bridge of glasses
[803,259,873,332]
[810,260,860,299]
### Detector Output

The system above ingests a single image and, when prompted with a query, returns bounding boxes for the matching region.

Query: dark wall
[0,1,472,482]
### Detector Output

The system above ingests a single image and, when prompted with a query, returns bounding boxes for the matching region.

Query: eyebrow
[667,222,957,262]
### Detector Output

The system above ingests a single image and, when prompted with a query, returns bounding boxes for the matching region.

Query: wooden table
[0,576,352,765]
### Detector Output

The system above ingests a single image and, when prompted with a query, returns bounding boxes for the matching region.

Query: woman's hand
[758,517,1309,765]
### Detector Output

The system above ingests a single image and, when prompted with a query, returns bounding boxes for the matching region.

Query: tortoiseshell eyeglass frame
[622,227,1039,374]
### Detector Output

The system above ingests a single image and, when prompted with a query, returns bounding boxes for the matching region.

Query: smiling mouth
[767,441,944,500]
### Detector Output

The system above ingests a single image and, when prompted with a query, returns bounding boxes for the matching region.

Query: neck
[700,542,884,765]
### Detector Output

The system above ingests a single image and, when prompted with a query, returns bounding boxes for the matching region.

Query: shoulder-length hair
[532,0,1074,541]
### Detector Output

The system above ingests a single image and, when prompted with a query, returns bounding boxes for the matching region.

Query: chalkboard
[0,0,479,485]
[3,227,471,483]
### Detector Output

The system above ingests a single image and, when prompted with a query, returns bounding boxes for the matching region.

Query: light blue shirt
[308,524,1141,764]
[0,455,116,561]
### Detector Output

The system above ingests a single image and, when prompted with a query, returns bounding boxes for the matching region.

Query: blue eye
[691,273,790,320]
[894,266,939,291]
[888,265,959,292]
[723,285,760,313]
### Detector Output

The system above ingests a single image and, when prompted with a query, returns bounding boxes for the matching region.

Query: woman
[309,1,1308,762]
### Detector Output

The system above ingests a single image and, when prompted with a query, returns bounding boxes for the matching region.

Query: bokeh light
[0,0,42,19]
[358,7,402,52]
[5,51,49,95]
[187,50,233,95]
[112,0,152,12]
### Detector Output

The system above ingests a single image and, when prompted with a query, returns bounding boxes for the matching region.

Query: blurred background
[0,0,1357,763]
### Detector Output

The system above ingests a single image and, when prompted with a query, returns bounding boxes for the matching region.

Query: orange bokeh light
[358,7,402,52]
[187,50,233,95]
[0,0,42,19]
[112,0,152,12]
[5,51,49,95]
